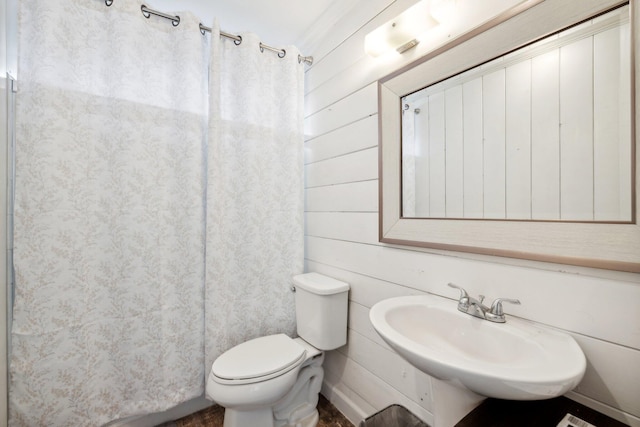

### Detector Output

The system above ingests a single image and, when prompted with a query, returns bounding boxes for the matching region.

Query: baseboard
[566,392,640,427]
[321,380,368,426]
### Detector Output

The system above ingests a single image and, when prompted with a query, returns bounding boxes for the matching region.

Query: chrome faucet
[448,283,520,323]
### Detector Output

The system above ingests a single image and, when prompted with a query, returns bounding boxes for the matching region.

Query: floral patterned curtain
[11,0,207,424]
[11,1,304,425]
[204,22,305,372]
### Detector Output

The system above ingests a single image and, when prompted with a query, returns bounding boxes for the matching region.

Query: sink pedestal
[431,379,485,427]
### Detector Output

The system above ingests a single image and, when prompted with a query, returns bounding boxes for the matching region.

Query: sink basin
[369,295,586,400]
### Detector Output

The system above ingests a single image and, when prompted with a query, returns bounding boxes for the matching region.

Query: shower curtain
[204,23,305,370]
[10,0,303,425]
[11,1,208,424]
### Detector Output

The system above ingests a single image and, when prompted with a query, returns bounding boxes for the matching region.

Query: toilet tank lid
[293,273,349,295]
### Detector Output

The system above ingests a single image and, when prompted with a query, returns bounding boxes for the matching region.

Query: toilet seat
[211,334,306,385]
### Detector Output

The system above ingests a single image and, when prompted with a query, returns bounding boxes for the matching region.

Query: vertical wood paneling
[531,49,561,219]
[617,22,633,220]
[463,79,484,217]
[415,101,430,216]
[593,24,632,221]
[402,110,417,217]
[505,60,532,219]
[428,92,446,217]
[402,18,632,222]
[482,69,506,218]
[617,22,633,221]
[445,86,464,217]
[560,37,594,220]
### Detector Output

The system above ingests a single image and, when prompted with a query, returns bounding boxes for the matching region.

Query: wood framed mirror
[379,0,639,272]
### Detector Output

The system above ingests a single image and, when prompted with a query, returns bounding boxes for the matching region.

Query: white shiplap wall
[303,0,640,426]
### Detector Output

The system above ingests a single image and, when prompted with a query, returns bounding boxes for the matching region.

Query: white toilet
[206,272,350,427]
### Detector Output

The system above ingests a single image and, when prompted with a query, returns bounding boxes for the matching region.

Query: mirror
[402,6,631,221]
[379,0,640,272]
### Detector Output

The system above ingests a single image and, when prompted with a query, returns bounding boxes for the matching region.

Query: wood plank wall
[303,1,640,426]
[403,15,631,221]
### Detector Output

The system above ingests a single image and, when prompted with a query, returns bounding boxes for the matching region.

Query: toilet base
[273,358,324,426]
[223,407,274,427]
[275,408,319,427]
[220,354,325,427]
[221,394,320,427]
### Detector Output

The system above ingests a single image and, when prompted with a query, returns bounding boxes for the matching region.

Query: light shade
[364,1,439,57]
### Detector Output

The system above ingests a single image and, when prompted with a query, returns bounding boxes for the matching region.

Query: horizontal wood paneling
[571,333,640,417]
[302,0,395,66]
[305,115,378,164]
[348,301,388,348]
[323,348,435,425]
[305,147,377,188]
[309,256,640,421]
[305,0,528,116]
[304,83,377,138]
[303,0,640,425]
[306,236,640,351]
[305,212,378,244]
[305,0,420,108]
[305,260,425,309]
[305,180,378,212]
[343,330,433,411]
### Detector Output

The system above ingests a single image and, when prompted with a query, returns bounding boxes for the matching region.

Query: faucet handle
[489,298,521,316]
[448,283,470,310]
[447,282,468,299]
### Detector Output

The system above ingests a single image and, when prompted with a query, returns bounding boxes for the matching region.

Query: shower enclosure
[2,0,305,425]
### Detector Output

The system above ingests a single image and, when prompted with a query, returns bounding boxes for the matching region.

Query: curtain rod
[198,24,313,65]
[131,3,314,66]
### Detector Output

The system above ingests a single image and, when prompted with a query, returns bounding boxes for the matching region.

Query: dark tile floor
[163,394,355,427]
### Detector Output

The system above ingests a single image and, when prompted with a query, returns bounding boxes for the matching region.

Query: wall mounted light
[364,0,439,57]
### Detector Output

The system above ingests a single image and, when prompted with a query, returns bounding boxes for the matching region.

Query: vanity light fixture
[364,0,439,57]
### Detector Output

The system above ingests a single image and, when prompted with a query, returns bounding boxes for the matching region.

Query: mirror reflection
[401,6,632,222]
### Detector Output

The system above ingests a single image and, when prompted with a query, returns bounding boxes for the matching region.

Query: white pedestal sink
[369,295,586,401]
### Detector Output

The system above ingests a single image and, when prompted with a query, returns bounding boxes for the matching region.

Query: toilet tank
[293,273,349,351]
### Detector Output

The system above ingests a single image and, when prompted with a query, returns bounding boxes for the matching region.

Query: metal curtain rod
[199,24,314,66]
[134,3,313,65]
[141,4,179,26]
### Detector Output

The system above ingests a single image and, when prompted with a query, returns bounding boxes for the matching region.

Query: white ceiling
[148,0,361,54]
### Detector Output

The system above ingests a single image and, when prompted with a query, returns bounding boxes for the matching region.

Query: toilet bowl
[207,335,324,427]
[206,273,349,427]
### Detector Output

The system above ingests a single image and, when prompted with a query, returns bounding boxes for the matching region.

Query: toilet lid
[212,334,306,381]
